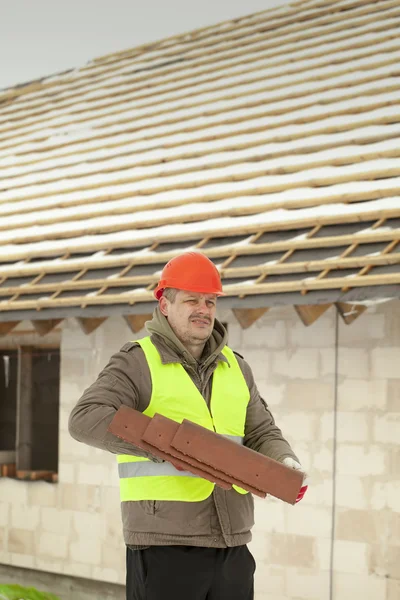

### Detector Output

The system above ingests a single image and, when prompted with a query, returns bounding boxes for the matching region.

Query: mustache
[190,315,212,324]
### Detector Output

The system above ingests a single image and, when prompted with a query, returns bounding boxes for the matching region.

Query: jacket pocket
[225,490,255,534]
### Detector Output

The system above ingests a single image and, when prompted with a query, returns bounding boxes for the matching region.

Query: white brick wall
[0,301,398,599]
[242,319,287,349]
[335,475,368,510]
[336,445,386,476]
[28,481,57,508]
[254,496,286,534]
[373,413,400,444]
[288,312,335,348]
[41,507,72,535]
[0,503,9,527]
[286,505,331,538]
[337,379,387,411]
[336,412,369,443]
[333,540,369,575]
[371,347,400,379]
[10,505,40,530]
[273,349,320,379]
[37,532,69,559]
[337,348,370,379]
[277,412,317,441]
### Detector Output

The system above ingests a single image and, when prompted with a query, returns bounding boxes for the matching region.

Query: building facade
[1,299,399,599]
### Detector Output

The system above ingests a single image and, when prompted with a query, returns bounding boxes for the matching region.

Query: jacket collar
[145,306,229,368]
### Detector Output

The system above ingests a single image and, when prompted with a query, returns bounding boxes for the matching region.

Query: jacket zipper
[183,361,217,430]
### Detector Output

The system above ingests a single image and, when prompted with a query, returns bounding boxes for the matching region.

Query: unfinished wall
[0,300,398,600]
[223,299,399,600]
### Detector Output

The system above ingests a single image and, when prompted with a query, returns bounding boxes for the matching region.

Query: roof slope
[0,0,400,320]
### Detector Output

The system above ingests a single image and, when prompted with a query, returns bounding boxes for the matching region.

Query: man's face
[160,290,217,346]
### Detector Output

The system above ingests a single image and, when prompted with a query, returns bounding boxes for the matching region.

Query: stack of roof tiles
[109,406,304,504]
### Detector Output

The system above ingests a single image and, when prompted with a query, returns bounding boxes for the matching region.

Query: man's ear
[159,296,169,317]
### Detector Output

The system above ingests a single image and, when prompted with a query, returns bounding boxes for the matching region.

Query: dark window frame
[0,345,60,483]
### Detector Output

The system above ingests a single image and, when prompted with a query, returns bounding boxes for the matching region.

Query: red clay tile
[108,407,296,501]
[171,419,303,504]
[142,413,268,495]
[108,406,232,489]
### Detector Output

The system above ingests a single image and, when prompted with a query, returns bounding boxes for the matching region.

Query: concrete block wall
[0,300,398,599]
[222,300,399,600]
[226,305,336,600]
[0,316,129,586]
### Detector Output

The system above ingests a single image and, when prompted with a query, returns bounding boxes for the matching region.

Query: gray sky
[1,0,289,90]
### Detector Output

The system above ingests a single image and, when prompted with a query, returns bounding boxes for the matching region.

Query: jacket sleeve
[237,354,300,464]
[68,346,160,460]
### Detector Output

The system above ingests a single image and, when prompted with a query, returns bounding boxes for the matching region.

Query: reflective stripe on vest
[117,336,250,502]
[118,435,243,479]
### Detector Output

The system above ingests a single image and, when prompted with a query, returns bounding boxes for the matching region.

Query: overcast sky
[1,0,289,90]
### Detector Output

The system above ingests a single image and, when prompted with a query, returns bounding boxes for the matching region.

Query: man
[69,251,307,600]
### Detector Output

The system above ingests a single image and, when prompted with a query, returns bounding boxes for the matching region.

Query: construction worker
[69,252,307,600]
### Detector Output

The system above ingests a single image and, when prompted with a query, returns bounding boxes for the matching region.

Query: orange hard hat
[154,252,224,300]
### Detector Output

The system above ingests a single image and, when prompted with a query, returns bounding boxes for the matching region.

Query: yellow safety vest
[117,336,250,502]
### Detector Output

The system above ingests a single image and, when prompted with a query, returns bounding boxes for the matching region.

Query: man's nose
[196,301,211,314]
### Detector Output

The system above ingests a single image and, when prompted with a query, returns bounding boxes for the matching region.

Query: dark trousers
[126,545,255,600]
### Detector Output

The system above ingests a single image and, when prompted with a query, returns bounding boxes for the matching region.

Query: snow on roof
[0,0,399,317]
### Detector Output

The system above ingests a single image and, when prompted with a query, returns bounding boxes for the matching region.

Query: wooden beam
[16,346,33,471]
[3,228,400,281]
[232,307,268,329]
[125,314,153,333]
[2,251,400,300]
[0,464,16,477]
[76,316,107,335]
[3,269,400,311]
[16,470,57,482]
[0,321,20,336]
[3,202,400,266]
[336,302,367,325]
[294,303,332,326]
[31,319,63,336]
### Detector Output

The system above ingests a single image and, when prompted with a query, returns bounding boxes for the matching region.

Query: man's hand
[282,457,309,504]
[171,462,185,472]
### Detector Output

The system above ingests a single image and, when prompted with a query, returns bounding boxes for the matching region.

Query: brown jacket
[68,308,299,548]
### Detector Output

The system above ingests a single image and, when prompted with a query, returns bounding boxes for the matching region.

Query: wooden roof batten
[1,198,399,267]
[1,0,397,116]
[0,15,400,169]
[0,0,399,330]
[0,221,398,282]
[1,271,399,314]
[2,24,400,152]
[1,31,398,150]
[1,250,399,300]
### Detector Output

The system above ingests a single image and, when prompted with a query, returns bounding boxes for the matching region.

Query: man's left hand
[282,457,309,504]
